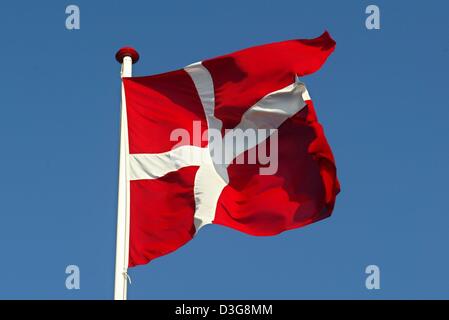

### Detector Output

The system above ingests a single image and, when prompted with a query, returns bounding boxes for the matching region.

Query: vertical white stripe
[185,63,228,231]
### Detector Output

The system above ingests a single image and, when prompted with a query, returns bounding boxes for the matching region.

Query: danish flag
[122,32,340,267]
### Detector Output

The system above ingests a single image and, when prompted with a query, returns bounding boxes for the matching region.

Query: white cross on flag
[121,32,340,267]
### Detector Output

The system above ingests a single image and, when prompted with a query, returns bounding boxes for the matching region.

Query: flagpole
[114,47,139,300]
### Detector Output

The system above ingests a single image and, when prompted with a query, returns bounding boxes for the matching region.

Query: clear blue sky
[0,0,448,299]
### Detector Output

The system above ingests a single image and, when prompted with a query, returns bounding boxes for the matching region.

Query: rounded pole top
[115,47,140,64]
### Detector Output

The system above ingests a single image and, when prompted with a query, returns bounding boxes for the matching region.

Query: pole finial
[115,47,140,64]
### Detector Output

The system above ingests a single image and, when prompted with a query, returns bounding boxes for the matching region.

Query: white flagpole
[114,47,139,300]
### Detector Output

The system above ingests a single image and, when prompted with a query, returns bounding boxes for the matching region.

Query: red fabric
[124,32,340,267]
[214,102,340,235]
[129,166,198,267]
[124,70,207,154]
[203,31,336,134]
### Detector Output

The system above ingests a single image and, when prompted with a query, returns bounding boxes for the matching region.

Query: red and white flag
[122,32,340,267]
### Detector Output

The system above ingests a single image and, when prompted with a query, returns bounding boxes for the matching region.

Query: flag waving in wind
[120,31,340,268]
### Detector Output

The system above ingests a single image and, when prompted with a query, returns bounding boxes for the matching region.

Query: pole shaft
[114,56,133,300]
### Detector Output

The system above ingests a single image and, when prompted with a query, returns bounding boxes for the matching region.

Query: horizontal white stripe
[128,145,205,181]
[221,81,309,165]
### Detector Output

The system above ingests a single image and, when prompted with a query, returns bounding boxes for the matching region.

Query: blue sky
[0,0,448,299]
